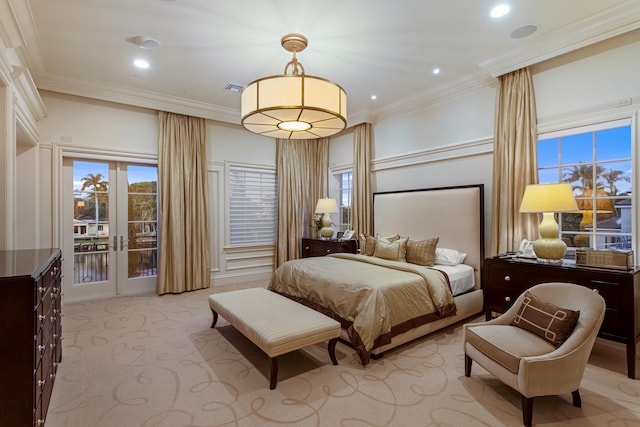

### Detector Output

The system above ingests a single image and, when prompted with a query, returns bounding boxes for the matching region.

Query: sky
[537,125,632,195]
[73,161,157,192]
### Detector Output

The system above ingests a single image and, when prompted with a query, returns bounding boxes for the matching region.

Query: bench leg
[210,308,219,328]
[328,338,339,365]
[269,356,279,390]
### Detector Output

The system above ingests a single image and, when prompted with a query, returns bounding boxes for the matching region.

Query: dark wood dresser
[0,249,62,426]
[301,238,358,258]
[483,256,639,379]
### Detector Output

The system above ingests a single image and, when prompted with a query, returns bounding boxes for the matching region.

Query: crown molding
[36,74,241,124]
[371,136,494,172]
[0,0,25,49]
[477,1,640,77]
[371,71,497,124]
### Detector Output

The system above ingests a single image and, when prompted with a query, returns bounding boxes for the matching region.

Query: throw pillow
[511,291,580,347]
[373,237,408,262]
[406,237,439,266]
[435,248,467,266]
[359,234,377,256]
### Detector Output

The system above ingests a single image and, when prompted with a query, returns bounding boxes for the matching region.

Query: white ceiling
[15,0,640,126]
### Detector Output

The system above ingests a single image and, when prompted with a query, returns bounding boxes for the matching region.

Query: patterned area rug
[47,286,640,426]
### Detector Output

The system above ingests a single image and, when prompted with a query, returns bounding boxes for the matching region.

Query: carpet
[47,286,640,426]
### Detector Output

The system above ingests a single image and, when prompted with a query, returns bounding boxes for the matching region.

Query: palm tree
[80,173,108,239]
[601,169,630,196]
[562,163,605,193]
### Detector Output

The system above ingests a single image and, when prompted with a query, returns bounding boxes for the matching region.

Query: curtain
[274,138,329,268]
[351,123,373,236]
[157,111,211,295]
[490,67,539,256]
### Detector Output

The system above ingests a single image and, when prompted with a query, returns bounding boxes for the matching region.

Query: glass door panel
[72,161,111,285]
[126,165,158,279]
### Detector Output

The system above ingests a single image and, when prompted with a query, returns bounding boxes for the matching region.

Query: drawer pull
[326,249,331,253]
[38,345,45,352]
[39,314,45,321]
[38,286,46,294]
[50,373,56,379]
[505,296,511,302]
[37,419,45,426]
[504,276,511,282]
[37,379,45,387]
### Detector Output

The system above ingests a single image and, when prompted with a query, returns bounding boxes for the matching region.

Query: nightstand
[301,238,358,258]
[483,256,640,379]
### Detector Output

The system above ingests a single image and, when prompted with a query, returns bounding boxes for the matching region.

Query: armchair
[463,282,605,427]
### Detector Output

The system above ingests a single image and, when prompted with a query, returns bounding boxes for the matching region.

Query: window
[228,166,277,246]
[336,171,352,231]
[537,119,633,254]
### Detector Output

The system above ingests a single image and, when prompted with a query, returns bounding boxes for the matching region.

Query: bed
[269,184,485,365]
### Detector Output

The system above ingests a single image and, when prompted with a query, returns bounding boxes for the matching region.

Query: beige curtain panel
[490,67,539,256]
[352,123,373,236]
[157,111,211,295]
[275,138,329,268]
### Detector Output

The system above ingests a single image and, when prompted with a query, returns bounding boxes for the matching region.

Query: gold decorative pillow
[359,234,378,256]
[511,291,580,347]
[373,238,408,261]
[406,237,439,266]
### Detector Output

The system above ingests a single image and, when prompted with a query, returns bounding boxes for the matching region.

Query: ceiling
[15,0,640,127]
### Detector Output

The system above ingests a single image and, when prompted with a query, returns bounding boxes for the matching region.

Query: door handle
[120,235,128,251]
[113,236,118,251]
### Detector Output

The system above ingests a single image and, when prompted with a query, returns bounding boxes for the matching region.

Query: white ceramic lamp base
[533,212,566,263]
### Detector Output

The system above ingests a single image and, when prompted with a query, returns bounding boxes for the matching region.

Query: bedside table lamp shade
[315,198,339,238]
[519,183,578,262]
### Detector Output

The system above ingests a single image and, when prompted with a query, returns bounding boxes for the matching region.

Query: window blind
[229,167,277,246]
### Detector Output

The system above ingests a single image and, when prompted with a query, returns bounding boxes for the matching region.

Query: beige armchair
[463,282,605,427]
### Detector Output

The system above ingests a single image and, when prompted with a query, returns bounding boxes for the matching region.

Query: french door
[62,158,158,301]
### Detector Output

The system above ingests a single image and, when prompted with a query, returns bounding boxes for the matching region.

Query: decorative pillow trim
[511,291,580,347]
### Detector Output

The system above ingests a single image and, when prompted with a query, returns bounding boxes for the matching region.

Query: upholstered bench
[208,287,341,389]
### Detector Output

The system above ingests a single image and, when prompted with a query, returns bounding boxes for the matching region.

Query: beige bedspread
[268,253,456,364]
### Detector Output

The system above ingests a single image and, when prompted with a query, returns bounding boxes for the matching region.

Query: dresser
[301,238,358,258]
[483,256,639,379]
[0,249,62,426]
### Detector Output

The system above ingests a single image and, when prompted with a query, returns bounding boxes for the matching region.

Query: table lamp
[519,183,578,263]
[315,198,339,238]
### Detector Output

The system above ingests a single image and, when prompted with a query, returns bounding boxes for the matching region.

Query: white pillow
[435,248,467,266]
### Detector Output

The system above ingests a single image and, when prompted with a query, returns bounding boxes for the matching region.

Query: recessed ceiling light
[371,95,377,100]
[433,68,440,75]
[510,24,538,39]
[134,59,149,69]
[490,4,510,18]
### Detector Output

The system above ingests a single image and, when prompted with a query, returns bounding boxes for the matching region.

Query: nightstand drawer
[301,238,357,258]
[485,283,522,315]
[585,280,620,308]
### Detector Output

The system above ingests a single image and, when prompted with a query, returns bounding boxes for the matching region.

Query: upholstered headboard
[373,184,485,288]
